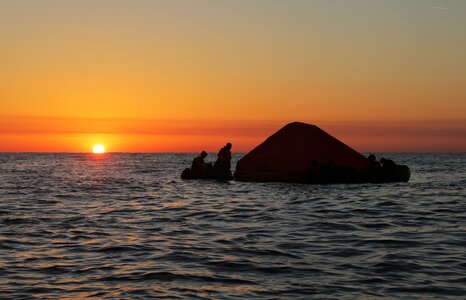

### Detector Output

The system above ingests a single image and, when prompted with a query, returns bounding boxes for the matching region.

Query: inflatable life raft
[233,122,411,184]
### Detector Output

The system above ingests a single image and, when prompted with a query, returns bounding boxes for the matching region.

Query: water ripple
[1,153,465,298]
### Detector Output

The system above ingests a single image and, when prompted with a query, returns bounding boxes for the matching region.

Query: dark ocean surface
[0,153,465,299]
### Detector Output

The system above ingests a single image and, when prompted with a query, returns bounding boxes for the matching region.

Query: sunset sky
[1,0,465,152]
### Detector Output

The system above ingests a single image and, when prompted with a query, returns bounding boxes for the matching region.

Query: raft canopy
[234,122,369,182]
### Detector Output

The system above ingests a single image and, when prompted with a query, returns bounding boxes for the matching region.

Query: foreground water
[0,153,465,299]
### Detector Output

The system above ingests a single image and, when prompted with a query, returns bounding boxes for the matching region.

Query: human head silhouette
[201,151,207,158]
[226,143,232,150]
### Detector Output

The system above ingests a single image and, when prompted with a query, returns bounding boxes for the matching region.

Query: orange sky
[1,1,465,152]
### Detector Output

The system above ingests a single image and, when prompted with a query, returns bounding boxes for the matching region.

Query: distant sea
[1,153,465,299]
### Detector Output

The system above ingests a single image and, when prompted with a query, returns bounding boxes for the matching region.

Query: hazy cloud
[1,116,464,138]
[0,116,277,137]
[433,6,447,11]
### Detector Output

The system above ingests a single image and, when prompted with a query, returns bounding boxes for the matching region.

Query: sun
[93,144,105,154]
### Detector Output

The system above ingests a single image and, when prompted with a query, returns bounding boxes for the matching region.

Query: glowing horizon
[0,115,464,153]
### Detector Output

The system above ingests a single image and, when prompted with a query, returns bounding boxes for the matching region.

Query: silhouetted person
[214,143,232,173]
[191,151,207,174]
[368,154,381,169]
[380,157,396,170]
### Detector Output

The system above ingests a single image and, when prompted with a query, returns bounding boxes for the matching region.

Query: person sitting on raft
[368,154,381,169]
[380,157,396,170]
[191,151,208,175]
[214,143,232,173]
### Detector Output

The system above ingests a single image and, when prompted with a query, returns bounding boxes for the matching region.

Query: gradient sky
[1,0,465,152]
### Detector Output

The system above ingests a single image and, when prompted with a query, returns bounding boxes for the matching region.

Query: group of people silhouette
[186,146,401,182]
[368,154,397,170]
[190,143,232,176]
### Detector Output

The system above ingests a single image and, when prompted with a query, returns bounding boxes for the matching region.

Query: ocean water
[0,153,465,299]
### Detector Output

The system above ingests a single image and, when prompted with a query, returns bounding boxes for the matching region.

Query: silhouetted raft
[234,122,410,183]
[181,164,233,181]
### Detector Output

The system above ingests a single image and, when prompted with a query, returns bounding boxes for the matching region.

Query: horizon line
[1,151,464,154]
